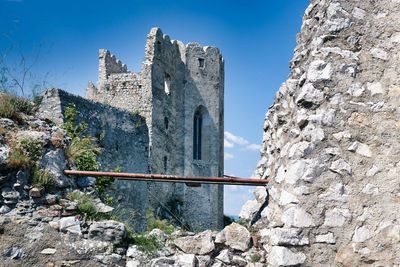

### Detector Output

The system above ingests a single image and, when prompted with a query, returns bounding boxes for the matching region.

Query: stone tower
[240,0,400,266]
[87,28,224,230]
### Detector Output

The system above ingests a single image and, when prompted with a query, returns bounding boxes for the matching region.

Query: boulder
[41,149,73,188]
[148,228,168,243]
[88,220,126,245]
[59,216,81,235]
[239,199,261,220]
[196,255,211,267]
[176,254,196,267]
[174,230,214,255]
[216,249,230,264]
[29,187,44,198]
[1,188,20,204]
[215,223,251,252]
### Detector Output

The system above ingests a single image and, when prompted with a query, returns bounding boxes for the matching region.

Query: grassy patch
[18,137,43,162]
[66,191,110,220]
[31,165,54,190]
[0,93,33,121]
[146,209,176,235]
[125,226,160,254]
[63,103,87,138]
[95,176,114,195]
[8,149,30,169]
[66,137,100,171]
[8,136,43,169]
[63,103,101,172]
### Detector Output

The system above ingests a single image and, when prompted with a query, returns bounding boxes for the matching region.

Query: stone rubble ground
[0,115,265,266]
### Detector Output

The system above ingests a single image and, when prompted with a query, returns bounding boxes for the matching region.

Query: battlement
[98,49,129,85]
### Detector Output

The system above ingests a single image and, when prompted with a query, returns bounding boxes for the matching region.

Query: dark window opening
[163,156,168,173]
[164,117,169,130]
[193,110,202,160]
[198,58,205,68]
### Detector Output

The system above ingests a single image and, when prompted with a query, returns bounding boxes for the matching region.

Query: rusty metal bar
[64,170,268,186]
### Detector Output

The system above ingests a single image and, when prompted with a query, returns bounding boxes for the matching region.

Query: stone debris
[3,246,24,259]
[59,216,81,235]
[215,249,230,264]
[40,248,57,254]
[176,253,196,267]
[88,220,126,245]
[215,223,251,252]
[29,187,44,198]
[347,141,372,157]
[174,230,215,255]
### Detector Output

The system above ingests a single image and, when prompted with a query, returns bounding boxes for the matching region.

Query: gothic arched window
[193,109,203,160]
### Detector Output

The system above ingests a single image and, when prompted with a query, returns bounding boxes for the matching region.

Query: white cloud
[246,143,261,151]
[224,131,261,152]
[224,131,249,146]
[224,139,234,148]
[224,152,234,160]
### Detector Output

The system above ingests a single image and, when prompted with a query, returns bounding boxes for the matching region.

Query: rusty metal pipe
[64,170,269,186]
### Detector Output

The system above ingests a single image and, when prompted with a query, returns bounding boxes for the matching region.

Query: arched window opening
[164,117,169,130]
[164,73,171,95]
[163,156,168,173]
[193,110,203,160]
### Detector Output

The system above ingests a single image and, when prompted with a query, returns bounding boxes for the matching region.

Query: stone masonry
[42,28,224,231]
[243,0,400,266]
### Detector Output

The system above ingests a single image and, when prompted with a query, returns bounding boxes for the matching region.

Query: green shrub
[66,191,108,220]
[18,137,43,162]
[0,93,33,120]
[77,195,98,220]
[113,165,123,173]
[95,176,114,195]
[31,165,54,189]
[66,191,82,202]
[125,227,160,254]
[146,209,176,235]
[63,103,87,138]
[7,137,42,169]
[250,252,262,262]
[8,149,30,169]
[66,137,100,171]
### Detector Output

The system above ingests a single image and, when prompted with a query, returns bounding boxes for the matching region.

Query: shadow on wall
[40,88,151,232]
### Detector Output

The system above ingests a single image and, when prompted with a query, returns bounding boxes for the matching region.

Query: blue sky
[0,0,309,216]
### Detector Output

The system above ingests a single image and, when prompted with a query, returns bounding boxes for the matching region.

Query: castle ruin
[40,28,224,231]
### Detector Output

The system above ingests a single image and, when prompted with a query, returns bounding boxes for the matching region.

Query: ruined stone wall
[85,28,225,230]
[249,0,400,266]
[39,88,151,231]
[87,52,152,123]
